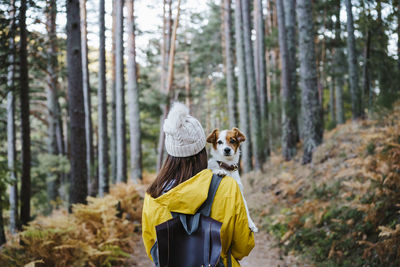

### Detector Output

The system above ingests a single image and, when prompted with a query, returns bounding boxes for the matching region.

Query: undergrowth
[0,183,143,266]
[247,103,400,266]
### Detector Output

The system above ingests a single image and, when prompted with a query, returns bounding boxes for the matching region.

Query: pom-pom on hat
[163,102,206,157]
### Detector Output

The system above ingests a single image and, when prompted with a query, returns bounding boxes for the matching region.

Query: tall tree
[80,0,96,195]
[333,0,345,124]
[115,0,127,183]
[184,52,191,109]
[157,0,181,171]
[283,0,299,141]
[20,0,31,226]
[157,0,173,171]
[46,0,61,208]
[234,0,251,173]
[241,0,263,170]
[345,0,363,119]
[296,0,323,164]
[254,0,269,158]
[223,0,237,127]
[398,0,400,73]
[66,0,88,207]
[277,0,296,161]
[110,0,117,183]
[98,0,108,196]
[7,0,17,235]
[127,0,142,182]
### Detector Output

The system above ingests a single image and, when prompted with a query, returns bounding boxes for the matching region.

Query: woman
[142,102,254,266]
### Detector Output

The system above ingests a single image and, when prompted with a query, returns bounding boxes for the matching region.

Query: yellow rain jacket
[142,169,255,267]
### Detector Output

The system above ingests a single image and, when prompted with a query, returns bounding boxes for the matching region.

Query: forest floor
[2,105,399,266]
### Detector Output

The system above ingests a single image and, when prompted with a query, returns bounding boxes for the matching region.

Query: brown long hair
[147,148,208,198]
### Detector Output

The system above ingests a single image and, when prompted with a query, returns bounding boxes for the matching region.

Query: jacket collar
[153,169,213,215]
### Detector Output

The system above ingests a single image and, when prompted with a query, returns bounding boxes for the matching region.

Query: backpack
[150,174,231,267]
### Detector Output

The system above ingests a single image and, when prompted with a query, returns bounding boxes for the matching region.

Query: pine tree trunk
[110,0,117,184]
[283,0,299,142]
[398,0,400,72]
[20,0,31,226]
[296,0,323,164]
[46,0,61,209]
[255,0,269,158]
[0,193,5,244]
[116,0,127,183]
[241,0,263,170]
[127,0,142,182]
[156,0,173,171]
[223,0,237,128]
[363,30,371,109]
[234,0,251,173]
[184,53,191,109]
[345,0,362,119]
[98,0,109,196]
[7,0,17,235]
[333,1,344,124]
[67,0,88,207]
[158,0,181,171]
[329,75,336,124]
[277,0,296,161]
[80,0,96,195]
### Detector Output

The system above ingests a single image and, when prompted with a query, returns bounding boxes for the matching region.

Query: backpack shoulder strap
[198,174,223,217]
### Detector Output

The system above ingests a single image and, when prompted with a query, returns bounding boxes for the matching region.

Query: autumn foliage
[0,183,142,266]
[247,103,400,266]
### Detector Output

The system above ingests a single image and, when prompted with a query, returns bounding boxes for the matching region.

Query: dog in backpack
[206,127,258,233]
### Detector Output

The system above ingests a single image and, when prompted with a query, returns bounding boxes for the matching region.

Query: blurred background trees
[0,0,399,244]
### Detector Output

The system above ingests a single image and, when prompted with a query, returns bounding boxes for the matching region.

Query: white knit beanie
[163,102,206,157]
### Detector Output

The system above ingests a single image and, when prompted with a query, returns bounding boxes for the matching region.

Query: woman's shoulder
[216,175,241,196]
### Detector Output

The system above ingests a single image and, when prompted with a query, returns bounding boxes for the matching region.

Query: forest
[0,0,399,266]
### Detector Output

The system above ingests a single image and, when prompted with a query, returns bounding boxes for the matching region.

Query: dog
[206,127,258,233]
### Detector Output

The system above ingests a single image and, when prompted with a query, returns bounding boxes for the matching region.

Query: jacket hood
[153,169,213,214]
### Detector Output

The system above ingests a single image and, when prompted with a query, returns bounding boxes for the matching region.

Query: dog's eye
[217,140,223,145]
[230,139,236,144]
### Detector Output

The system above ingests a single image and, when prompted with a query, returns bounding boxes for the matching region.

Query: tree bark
[255,0,269,159]
[398,0,400,72]
[0,193,5,244]
[277,0,296,161]
[46,0,61,209]
[116,0,127,183]
[110,0,117,184]
[156,0,173,171]
[157,0,181,171]
[184,52,191,109]
[7,0,17,235]
[241,0,263,170]
[223,0,237,127]
[362,30,371,109]
[80,0,96,195]
[345,0,363,119]
[283,0,299,142]
[333,1,344,124]
[234,0,251,173]
[296,0,323,164]
[98,0,109,196]
[20,0,31,226]
[67,0,88,207]
[127,0,142,182]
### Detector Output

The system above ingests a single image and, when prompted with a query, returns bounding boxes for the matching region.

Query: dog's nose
[224,147,231,154]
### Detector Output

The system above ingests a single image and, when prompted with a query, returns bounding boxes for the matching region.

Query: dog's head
[206,127,246,159]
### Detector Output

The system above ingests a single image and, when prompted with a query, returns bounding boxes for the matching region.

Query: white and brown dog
[206,127,258,233]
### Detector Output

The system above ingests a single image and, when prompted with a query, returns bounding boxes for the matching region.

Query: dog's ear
[206,129,219,144]
[232,127,246,143]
